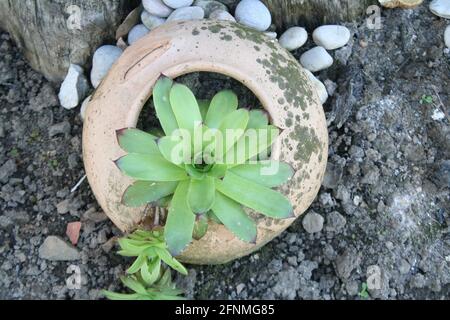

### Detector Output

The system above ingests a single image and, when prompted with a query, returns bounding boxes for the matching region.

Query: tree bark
[262,0,378,30]
[0,0,139,83]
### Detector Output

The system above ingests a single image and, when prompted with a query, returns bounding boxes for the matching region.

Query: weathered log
[0,0,139,83]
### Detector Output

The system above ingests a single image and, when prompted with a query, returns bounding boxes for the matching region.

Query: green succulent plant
[115,76,295,256]
[102,229,186,300]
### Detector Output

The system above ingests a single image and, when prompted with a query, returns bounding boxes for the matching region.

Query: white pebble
[128,24,150,45]
[235,0,272,31]
[58,64,89,110]
[209,9,236,22]
[313,25,351,50]
[90,45,123,88]
[80,95,92,121]
[143,0,173,18]
[279,27,308,51]
[167,6,205,22]
[445,25,450,48]
[300,46,334,72]
[141,10,166,30]
[432,108,445,121]
[163,0,194,9]
[304,70,328,105]
[430,0,450,19]
[194,0,228,17]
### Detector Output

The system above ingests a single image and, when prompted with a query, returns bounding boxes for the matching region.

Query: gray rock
[430,0,450,19]
[324,79,337,96]
[39,236,80,261]
[279,27,308,51]
[167,6,205,22]
[48,121,71,138]
[56,199,70,215]
[194,0,228,17]
[410,274,426,289]
[235,0,271,32]
[128,24,150,45]
[0,159,17,183]
[302,211,324,234]
[313,25,351,50]
[143,0,173,18]
[272,268,300,300]
[335,45,353,65]
[163,0,194,9]
[300,46,333,72]
[141,10,166,30]
[209,9,236,22]
[435,160,450,188]
[323,162,344,189]
[58,64,89,110]
[90,45,123,89]
[335,249,361,280]
[326,211,346,233]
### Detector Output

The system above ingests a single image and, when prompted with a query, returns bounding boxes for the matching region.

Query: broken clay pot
[83,20,328,265]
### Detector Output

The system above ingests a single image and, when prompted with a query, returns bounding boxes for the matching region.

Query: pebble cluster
[57,0,450,127]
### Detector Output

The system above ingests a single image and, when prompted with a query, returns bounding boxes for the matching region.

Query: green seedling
[102,229,186,300]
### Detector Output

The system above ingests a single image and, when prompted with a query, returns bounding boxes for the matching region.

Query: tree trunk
[0,0,375,83]
[262,0,378,30]
[0,0,139,83]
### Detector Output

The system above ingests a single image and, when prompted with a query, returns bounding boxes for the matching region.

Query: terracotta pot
[83,20,328,265]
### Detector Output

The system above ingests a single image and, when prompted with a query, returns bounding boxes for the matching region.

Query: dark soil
[0,2,449,299]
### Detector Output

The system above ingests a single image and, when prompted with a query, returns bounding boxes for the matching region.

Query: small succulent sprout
[103,230,186,301]
[114,76,295,256]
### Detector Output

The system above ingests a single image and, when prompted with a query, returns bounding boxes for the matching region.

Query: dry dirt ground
[0,2,449,299]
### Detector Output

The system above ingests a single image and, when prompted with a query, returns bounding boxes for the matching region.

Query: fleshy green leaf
[141,258,161,286]
[120,276,147,295]
[226,125,279,166]
[212,192,257,243]
[198,99,210,121]
[207,210,223,225]
[116,128,159,155]
[153,76,178,135]
[170,84,202,134]
[205,90,238,128]
[247,110,269,129]
[192,214,209,240]
[188,177,215,214]
[229,161,294,188]
[102,290,141,300]
[122,181,178,207]
[127,253,147,274]
[214,109,249,162]
[215,172,293,219]
[209,164,228,179]
[164,181,196,256]
[158,135,191,165]
[115,154,188,181]
[157,268,173,287]
[155,247,188,275]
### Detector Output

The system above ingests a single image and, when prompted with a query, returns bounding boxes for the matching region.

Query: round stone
[302,211,324,234]
[194,0,228,17]
[279,26,308,51]
[167,6,205,22]
[300,46,334,72]
[209,9,236,22]
[430,0,450,19]
[235,0,272,32]
[141,10,166,30]
[127,24,150,45]
[143,0,174,18]
[90,45,123,88]
[163,0,194,9]
[304,70,328,105]
[313,25,351,50]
